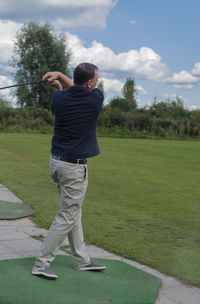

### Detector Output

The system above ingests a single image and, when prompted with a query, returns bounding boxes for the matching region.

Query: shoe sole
[32,271,58,279]
[77,266,106,271]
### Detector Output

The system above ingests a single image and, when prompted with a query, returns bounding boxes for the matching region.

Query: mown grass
[0,133,200,286]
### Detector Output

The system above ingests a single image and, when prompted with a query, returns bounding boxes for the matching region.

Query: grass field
[0,133,200,286]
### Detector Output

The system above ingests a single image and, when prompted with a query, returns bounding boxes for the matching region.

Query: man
[32,63,105,279]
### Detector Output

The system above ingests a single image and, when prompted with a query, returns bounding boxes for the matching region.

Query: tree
[149,96,189,119]
[13,22,71,108]
[97,80,105,95]
[110,97,130,112]
[122,78,137,110]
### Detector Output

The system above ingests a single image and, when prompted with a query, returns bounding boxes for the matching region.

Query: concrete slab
[0,243,14,256]
[0,229,28,241]
[160,285,200,304]
[0,184,22,203]
[2,237,42,253]
[155,294,179,304]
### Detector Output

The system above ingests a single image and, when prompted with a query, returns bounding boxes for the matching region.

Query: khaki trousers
[35,157,90,268]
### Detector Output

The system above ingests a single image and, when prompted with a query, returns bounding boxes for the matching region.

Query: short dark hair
[73,63,98,85]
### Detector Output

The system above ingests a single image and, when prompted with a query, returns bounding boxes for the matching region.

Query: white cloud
[99,77,123,103]
[0,75,13,87]
[100,77,123,93]
[42,0,116,8]
[165,70,200,87]
[0,0,117,30]
[0,20,21,63]
[136,85,148,95]
[164,62,200,89]
[0,75,15,103]
[187,104,200,110]
[161,93,183,100]
[191,62,200,76]
[66,33,168,81]
[51,0,118,30]
[130,20,136,24]
[173,84,194,89]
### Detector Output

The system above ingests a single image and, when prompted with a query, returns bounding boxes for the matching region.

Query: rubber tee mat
[0,200,34,219]
[0,255,161,304]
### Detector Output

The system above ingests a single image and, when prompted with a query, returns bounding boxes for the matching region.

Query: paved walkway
[0,184,200,304]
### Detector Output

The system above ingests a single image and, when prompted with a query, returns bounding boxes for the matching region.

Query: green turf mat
[0,200,34,219]
[0,255,161,304]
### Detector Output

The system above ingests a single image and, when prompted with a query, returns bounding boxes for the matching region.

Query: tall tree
[122,78,137,110]
[13,22,71,108]
[97,80,105,95]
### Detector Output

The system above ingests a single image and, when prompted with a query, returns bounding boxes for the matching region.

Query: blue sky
[0,0,200,108]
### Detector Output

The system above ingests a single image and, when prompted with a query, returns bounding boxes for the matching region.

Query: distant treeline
[97,97,200,138]
[1,96,200,139]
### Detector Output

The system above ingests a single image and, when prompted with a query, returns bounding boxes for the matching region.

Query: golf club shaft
[0,79,47,90]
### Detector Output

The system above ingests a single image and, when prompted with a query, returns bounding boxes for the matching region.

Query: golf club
[0,79,48,91]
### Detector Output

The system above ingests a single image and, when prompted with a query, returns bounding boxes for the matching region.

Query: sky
[0,0,200,109]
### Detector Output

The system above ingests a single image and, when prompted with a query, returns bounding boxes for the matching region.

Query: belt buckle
[52,155,60,161]
[77,158,86,164]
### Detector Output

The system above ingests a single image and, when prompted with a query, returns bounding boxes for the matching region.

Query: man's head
[74,63,99,90]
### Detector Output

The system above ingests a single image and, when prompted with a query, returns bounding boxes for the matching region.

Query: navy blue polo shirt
[50,86,104,159]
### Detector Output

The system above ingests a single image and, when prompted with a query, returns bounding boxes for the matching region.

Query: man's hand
[42,71,74,89]
[42,72,62,90]
[42,72,60,83]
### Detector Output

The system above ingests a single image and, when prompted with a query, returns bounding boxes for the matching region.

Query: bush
[110,97,131,112]
[0,105,54,133]
[131,113,153,132]
[108,109,127,128]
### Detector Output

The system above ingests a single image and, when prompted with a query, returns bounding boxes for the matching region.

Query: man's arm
[42,71,74,89]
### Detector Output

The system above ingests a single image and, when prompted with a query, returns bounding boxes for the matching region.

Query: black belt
[51,155,87,164]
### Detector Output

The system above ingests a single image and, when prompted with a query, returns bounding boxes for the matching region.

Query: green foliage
[0,97,11,127]
[149,97,189,119]
[190,110,200,124]
[13,22,71,109]
[131,112,153,132]
[97,95,200,138]
[108,109,127,127]
[110,97,130,112]
[0,105,54,133]
[122,77,137,110]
